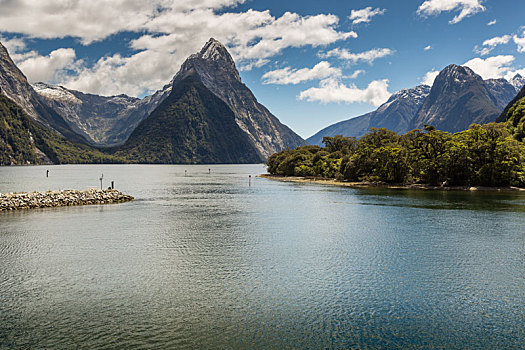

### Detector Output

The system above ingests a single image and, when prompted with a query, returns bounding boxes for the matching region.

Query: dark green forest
[267,119,525,187]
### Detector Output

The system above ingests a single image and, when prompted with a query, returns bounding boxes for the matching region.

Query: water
[0,164,524,349]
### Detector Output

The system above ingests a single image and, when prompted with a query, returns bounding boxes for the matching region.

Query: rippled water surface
[1,164,524,349]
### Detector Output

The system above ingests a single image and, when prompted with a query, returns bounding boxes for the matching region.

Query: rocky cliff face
[116,73,262,164]
[31,38,305,155]
[33,83,172,146]
[412,65,503,132]
[0,42,86,143]
[484,78,518,110]
[307,85,430,145]
[170,38,306,158]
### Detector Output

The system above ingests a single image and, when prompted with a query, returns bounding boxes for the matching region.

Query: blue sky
[1,0,524,138]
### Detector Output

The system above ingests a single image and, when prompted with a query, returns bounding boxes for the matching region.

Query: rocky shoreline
[0,189,134,211]
[260,174,525,192]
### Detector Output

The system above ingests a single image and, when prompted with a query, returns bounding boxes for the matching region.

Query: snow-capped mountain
[307,85,431,145]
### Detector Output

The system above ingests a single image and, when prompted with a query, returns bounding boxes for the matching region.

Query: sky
[1,0,525,138]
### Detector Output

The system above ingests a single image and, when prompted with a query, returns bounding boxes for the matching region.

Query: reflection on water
[0,165,524,349]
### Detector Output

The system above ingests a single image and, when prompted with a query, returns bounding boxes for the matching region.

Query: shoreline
[259,174,525,193]
[0,189,134,212]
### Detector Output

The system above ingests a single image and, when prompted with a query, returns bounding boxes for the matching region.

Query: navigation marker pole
[100,173,104,190]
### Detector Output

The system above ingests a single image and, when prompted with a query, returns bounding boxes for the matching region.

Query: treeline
[267,123,525,187]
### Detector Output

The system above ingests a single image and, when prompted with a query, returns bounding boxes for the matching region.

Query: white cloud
[349,7,386,25]
[487,19,497,26]
[477,34,512,56]
[261,61,341,85]
[320,48,393,65]
[417,0,486,24]
[513,30,525,53]
[0,36,27,55]
[347,70,364,79]
[299,78,391,106]
[421,70,439,86]
[0,0,247,45]
[463,55,515,79]
[0,2,357,96]
[424,45,432,51]
[13,47,80,84]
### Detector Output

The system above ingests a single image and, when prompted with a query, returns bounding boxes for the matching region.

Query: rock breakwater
[0,189,134,211]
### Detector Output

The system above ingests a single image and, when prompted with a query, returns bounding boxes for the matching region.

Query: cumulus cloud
[0,2,357,96]
[476,34,512,56]
[421,70,439,86]
[261,61,341,85]
[463,55,515,79]
[0,0,247,44]
[349,7,386,25]
[487,19,497,26]
[513,30,525,53]
[299,78,391,106]
[0,35,27,55]
[417,0,486,24]
[8,45,81,84]
[320,48,393,65]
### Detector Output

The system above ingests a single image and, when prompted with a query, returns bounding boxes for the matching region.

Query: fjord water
[0,165,524,349]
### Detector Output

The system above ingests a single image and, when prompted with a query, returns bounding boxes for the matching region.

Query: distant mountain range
[0,39,305,164]
[1,37,523,164]
[307,65,524,145]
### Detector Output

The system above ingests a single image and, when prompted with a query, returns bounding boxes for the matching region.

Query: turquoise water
[0,164,524,349]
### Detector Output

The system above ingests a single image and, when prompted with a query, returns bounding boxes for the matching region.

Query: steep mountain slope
[510,74,525,91]
[497,85,525,122]
[412,65,502,132]
[170,38,306,158]
[307,85,430,145]
[501,94,525,141]
[34,82,172,146]
[0,42,86,143]
[31,38,304,156]
[0,91,123,165]
[115,73,262,164]
[485,78,520,110]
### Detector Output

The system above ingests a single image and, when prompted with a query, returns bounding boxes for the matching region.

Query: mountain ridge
[115,72,262,164]
[308,64,520,145]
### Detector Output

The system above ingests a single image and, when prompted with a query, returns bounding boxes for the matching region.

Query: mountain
[412,64,502,132]
[485,78,520,110]
[412,65,506,132]
[33,82,173,146]
[497,85,525,122]
[170,38,305,158]
[307,85,431,145]
[0,90,123,165]
[510,74,525,91]
[0,42,86,143]
[32,38,304,157]
[307,64,520,145]
[115,73,262,164]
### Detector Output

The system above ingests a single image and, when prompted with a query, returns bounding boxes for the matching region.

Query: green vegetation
[505,96,525,141]
[115,74,262,164]
[0,94,125,165]
[267,123,525,187]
